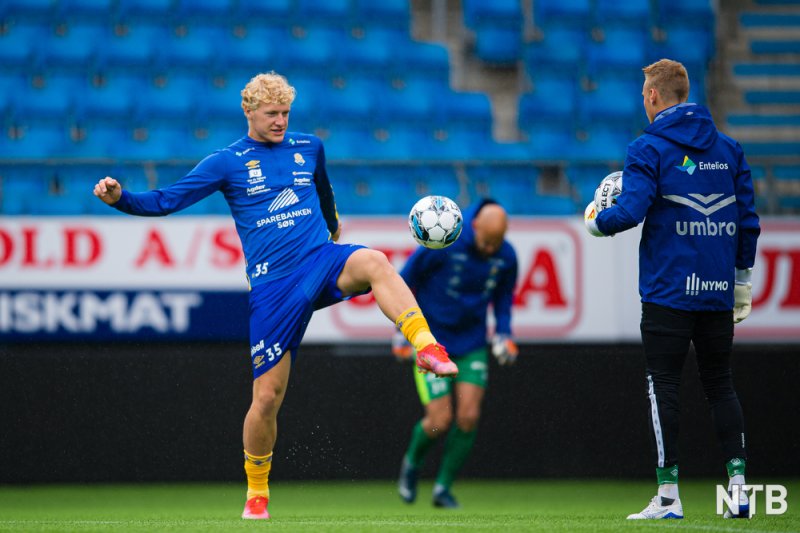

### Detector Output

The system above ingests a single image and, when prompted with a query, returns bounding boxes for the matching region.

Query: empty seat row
[1,0,410,29]
[1,22,443,79]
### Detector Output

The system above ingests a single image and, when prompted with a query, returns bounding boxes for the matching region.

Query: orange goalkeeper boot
[416,343,458,378]
[242,495,270,520]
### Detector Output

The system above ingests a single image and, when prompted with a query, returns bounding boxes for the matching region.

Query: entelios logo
[675,156,697,175]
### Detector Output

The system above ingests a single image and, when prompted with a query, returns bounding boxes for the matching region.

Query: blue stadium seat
[655,25,714,72]
[468,165,540,215]
[523,23,589,74]
[586,27,650,77]
[76,73,144,123]
[774,165,800,211]
[284,26,346,74]
[595,0,652,28]
[578,76,642,126]
[175,0,235,22]
[37,21,107,71]
[409,165,461,201]
[656,0,714,30]
[183,121,245,161]
[439,91,492,132]
[294,0,353,28]
[340,28,404,76]
[135,74,207,124]
[321,77,380,127]
[396,41,451,84]
[116,0,176,22]
[536,0,593,29]
[572,124,629,162]
[122,126,189,161]
[234,0,293,21]
[57,0,116,22]
[221,26,289,73]
[0,21,46,70]
[203,77,246,122]
[474,26,522,65]
[159,26,227,72]
[66,123,129,159]
[352,0,410,30]
[463,0,522,29]
[0,167,48,215]
[320,124,373,161]
[95,22,167,72]
[567,164,615,205]
[519,74,579,126]
[0,0,58,22]
[12,75,83,123]
[377,78,442,128]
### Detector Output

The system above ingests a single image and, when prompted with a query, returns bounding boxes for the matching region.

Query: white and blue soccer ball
[408,195,463,249]
[594,171,623,212]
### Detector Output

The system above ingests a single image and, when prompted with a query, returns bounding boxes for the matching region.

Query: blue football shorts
[248,242,367,379]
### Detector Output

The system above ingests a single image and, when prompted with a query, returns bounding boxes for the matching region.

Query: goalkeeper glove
[392,329,413,361]
[584,202,606,237]
[733,268,753,324]
[491,334,519,366]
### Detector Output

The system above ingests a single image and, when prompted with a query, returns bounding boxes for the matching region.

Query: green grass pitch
[0,479,797,532]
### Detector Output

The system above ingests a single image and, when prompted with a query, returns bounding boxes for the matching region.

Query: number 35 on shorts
[251,340,283,369]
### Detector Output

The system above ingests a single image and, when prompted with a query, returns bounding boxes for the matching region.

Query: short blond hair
[241,71,296,111]
[643,59,690,104]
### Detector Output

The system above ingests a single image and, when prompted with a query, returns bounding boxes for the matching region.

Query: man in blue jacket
[93,71,458,520]
[585,59,760,520]
[394,199,519,508]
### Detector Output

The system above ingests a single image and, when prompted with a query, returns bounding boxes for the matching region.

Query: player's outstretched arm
[93,176,122,205]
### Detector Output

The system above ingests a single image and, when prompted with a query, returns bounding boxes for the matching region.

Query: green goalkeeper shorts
[414,347,488,405]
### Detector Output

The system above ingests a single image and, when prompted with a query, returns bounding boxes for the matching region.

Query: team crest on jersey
[294,153,305,166]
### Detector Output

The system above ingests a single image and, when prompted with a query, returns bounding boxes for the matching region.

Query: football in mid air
[594,171,623,212]
[408,195,463,249]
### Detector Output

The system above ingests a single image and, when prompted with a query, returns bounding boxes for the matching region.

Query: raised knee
[252,385,281,416]
[361,249,395,279]
[427,412,453,435]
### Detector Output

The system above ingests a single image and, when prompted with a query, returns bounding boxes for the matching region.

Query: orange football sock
[395,306,436,352]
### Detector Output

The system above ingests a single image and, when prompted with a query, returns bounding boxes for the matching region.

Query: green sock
[435,426,477,489]
[405,420,437,468]
[726,458,745,477]
[656,465,679,485]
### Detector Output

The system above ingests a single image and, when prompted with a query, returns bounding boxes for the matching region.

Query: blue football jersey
[112,133,340,288]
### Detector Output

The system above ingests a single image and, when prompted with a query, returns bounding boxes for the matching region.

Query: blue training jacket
[596,103,761,311]
[112,133,340,288]
[401,200,518,356]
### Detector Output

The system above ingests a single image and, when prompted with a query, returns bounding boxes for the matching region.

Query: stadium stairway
[717,0,800,213]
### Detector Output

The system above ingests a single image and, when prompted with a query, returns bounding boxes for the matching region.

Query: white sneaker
[723,488,750,518]
[627,496,684,519]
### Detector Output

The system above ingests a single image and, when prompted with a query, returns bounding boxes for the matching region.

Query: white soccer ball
[408,195,463,249]
[594,171,623,212]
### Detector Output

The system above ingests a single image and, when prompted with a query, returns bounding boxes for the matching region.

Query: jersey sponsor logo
[268,188,300,212]
[255,208,312,228]
[251,339,264,356]
[247,184,269,196]
[249,168,262,178]
[245,160,260,169]
[293,177,311,186]
[685,272,729,295]
[288,138,311,145]
[292,171,312,176]
[665,193,738,236]
[675,156,697,175]
[294,153,305,166]
[234,147,255,156]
